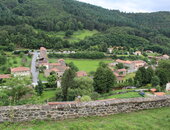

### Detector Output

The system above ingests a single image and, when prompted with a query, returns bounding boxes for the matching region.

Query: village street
[31,51,39,86]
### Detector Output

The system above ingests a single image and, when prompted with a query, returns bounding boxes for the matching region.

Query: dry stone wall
[0,95,170,123]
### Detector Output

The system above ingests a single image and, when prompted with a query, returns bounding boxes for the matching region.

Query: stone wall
[0,95,170,123]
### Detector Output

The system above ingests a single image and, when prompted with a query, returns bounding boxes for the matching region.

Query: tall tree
[61,69,76,101]
[93,63,116,94]
[35,80,44,96]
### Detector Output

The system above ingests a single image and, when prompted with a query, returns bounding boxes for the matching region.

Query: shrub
[80,95,92,102]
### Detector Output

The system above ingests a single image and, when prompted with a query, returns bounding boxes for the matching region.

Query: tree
[65,30,73,37]
[93,64,116,94]
[116,63,124,69]
[47,74,57,88]
[35,80,44,96]
[4,77,32,104]
[151,76,160,87]
[61,69,76,101]
[68,62,79,72]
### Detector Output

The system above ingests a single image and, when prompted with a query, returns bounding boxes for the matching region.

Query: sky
[77,0,170,13]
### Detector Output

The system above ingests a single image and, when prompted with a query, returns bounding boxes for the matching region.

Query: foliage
[80,95,92,102]
[151,76,160,87]
[47,74,57,88]
[35,80,44,96]
[68,62,79,72]
[93,63,116,93]
[61,68,76,101]
[1,0,170,53]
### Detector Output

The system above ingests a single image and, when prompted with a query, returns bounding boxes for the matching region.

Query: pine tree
[61,69,76,101]
[35,80,44,96]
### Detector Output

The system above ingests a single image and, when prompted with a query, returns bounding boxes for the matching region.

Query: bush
[91,92,101,100]
[80,95,92,102]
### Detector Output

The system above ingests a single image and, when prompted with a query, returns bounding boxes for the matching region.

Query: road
[31,51,39,86]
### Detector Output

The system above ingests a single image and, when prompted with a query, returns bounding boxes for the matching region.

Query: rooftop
[11,67,30,73]
[0,74,11,79]
[76,71,88,77]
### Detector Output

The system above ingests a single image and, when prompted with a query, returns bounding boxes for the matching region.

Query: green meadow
[0,107,169,130]
[45,29,98,42]
[49,58,113,73]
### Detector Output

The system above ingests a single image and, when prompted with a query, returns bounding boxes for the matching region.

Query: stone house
[39,47,48,64]
[107,48,113,54]
[11,67,31,77]
[134,51,142,56]
[115,59,146,73]
[43,59,68,78]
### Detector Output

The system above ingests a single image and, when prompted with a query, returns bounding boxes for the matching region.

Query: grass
[123,73,136,80]
[36,90,56,103]
[46,29,98,42]
[38,73,47,81]
[49,58,113,73]
[0,107,169,130]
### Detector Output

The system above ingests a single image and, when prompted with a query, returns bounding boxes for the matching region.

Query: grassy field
[123,73,136,80]
[38,73,47,81]
[0,107,169,130]
[46,29,98,42]
[49,58,113,73]
[36,90,56,103]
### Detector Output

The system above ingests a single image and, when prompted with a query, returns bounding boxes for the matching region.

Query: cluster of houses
[38,47,68,78]
[109,59,146,81]
[148,54,170,60]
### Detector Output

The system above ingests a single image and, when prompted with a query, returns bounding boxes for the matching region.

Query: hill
[0,0,170,54]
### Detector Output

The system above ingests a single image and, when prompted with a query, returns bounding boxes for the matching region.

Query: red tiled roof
[40,47,47,51]
[116,59,132,64]
[50,68,60,72]
[58,59,65,62]
[117,69,127,72]
[133,60,146,64]
[114,72,119,77]
[76,71,88,77]
[49,63,61,66]
[150,88,157,92]
[11,67,30,73]
[154,92,166,96]
[0,74,11,79]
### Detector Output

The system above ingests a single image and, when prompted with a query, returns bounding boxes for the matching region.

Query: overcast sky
[77,0,170,13]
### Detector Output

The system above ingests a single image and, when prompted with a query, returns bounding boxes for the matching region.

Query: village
[0,47,170,96]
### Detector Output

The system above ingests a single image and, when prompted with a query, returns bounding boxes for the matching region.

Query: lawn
[36,90,56,103]
[0,107,169,130]
[46,29,98,42]
[99,92,142,100]
[123,73,136,80]
[38,73,47,81]
[49,58,113,73]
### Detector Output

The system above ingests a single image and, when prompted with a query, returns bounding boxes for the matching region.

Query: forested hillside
[0,0,170,54]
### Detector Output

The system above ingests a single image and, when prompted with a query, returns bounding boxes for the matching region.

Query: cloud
[77,0,170,13]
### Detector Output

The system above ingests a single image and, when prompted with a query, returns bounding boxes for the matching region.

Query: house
[39,47,48,64]
[116,69,127,76]
[145,50,153,53]
[0,74,11,79]
[166,83,170,91]
[134,51,142,56]
[115,59,146,73]
[162,54,169,59]
[11,67,31,77]
[76,71,88,77]
[44,59,68,77]
[107,48,113,54]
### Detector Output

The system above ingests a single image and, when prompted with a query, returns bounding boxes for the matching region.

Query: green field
[45,29,98,42]
[0,107,169,130]
[49,58,113,73]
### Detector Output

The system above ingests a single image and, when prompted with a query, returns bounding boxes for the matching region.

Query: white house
[11,67,31,77]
